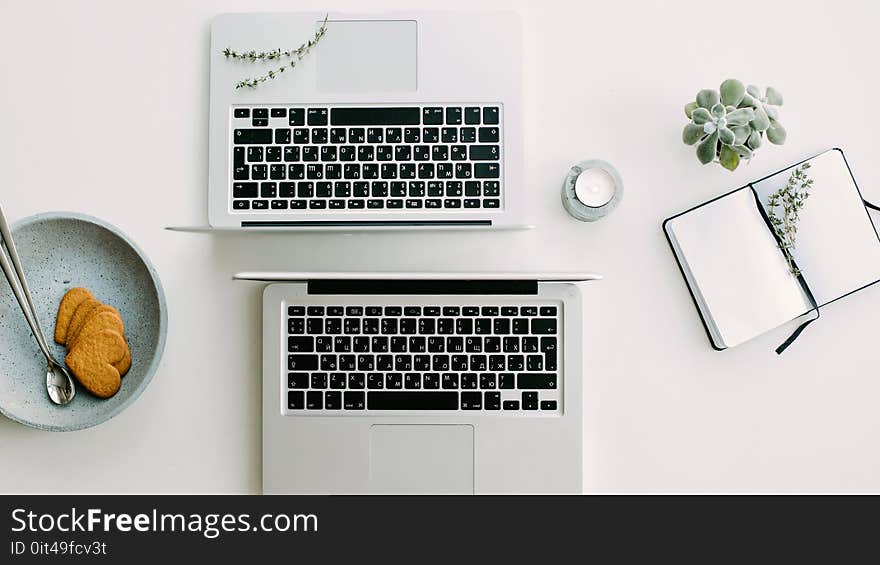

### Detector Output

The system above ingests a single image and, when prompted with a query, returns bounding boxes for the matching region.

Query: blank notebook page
[668,188,812,348]
[752,149,880,306]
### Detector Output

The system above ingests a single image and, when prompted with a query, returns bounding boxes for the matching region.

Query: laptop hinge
[242,220,492,228]
[307,280,538,295]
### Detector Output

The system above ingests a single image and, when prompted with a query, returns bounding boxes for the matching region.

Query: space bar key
[330,107,421,126]
[368,391,459,410]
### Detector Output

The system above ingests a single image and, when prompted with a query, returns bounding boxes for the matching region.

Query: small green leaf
[691,108,712,125]
[710,103,726,119]
[732,125,750,145]
[719,144,740,171]
[685,101,697,119]
[750,106,770,131]
[720,79,746,107]
[765,86,784,105]
[682,123,705,145]
[718,126,735,146]
[733,145,753,158]
[747,84,761,98]
[696,131,719,164]
[696,89,720,109]
[726,107,756,126]
[747,130,762,149]
[767,120,787,144]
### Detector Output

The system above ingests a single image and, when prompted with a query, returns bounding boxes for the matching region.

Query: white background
[2,0,879,493]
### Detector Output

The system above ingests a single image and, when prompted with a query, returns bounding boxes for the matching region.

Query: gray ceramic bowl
[0,213,167,431]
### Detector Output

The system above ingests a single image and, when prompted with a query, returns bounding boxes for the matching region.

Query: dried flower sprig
[223,15,329,90]
[766,162,813,276]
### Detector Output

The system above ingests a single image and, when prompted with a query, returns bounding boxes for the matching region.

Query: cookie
[67,305,122,351]
[54,288,94,344]
[64,298,102,347]
[67,309,131,375]
[65,329,127,399]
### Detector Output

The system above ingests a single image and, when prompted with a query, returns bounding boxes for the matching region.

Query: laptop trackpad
[369,425,474,494]
[317,20,418,92]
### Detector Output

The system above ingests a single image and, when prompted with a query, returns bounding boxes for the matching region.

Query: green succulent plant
[682,79,786,171]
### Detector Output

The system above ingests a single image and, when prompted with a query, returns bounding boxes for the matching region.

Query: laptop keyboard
[230,104,503,212]
[285,303,560,414]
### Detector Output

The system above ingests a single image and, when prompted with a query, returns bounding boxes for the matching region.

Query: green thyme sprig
[766,162,813,276]
[223,15,329,90]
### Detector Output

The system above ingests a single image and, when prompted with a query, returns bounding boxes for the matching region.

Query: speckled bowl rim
[0,212,168,432]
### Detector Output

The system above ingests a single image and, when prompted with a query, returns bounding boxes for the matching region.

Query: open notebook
[664,148,880,351]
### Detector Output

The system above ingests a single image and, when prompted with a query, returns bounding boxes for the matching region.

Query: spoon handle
[0,206,55,363]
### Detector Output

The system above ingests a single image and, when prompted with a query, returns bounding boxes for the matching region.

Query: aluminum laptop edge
[209,12,525,230]
[241,272,600,494]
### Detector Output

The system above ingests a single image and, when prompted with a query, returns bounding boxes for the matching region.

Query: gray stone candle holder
[561,159,624,221]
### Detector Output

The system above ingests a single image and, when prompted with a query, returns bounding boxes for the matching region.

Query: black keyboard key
[441,127,458,143]
[484,181,500,196]
[288,391,304,409]
[461,373,478,389]
[325,391,341,409]
[404,127,421,143]
[422,107,443,125]
[464,107,481,124]
[233,182,258,198]
[289,108,305,126]
[329,373,346,389]
[308,108,328,125]
[386,127,402,143]
[288,354,318,371]
[527,355,544,371]
[441,373,459,389]
[446,107,462,125]
[485,391,501,410]
[404,373,421,389]
[368,391,458,410]
[483,107,499,124]
[424,373,440,389]
[522,392,539,410]
[261,182,278,197]
[475,163,500,178]
[348,373,365,389]
[233,129,272,144]
[330,128,347,143]
[498,373,515,389]
[478,127,500,142]
[480,374,496,389]
[234,108,250,118]
[540,306,558,316]
[444,199,462,208]
[461,391,482,410]
[385,373,403,389]
[423,128,440,143]
[247,146,263,162]
[517,373,557,389]
[252,199,268,209]
[288,372,309,389]
[331,107,421,126]
[503,400,520,410]
[344,391,365,410]
[269,108,285,118]
[253,108,268,119]
[275,128,291,144]
[288,336,314,352]
[367,373,384,389]
[367,128,383,143]
[306,391,323,409]
[540,400,557,411]
[470,145,500,161]
[531,319,557,334]
[311,373,328,389]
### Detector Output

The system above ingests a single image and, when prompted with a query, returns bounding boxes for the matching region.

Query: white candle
[574,167,616,208]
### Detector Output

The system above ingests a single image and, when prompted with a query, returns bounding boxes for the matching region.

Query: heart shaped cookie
[54,287,94,344]
[65,329,127,399]
[67,309,131,375]
[64,298,102,346]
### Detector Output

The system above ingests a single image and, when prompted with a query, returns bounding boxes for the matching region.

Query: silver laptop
[208,12,525,229]
[237,272,598,494]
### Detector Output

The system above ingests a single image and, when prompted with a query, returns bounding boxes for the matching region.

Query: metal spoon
[0,205,76,405]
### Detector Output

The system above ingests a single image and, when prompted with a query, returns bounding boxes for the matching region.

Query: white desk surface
[2,0,879,494]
